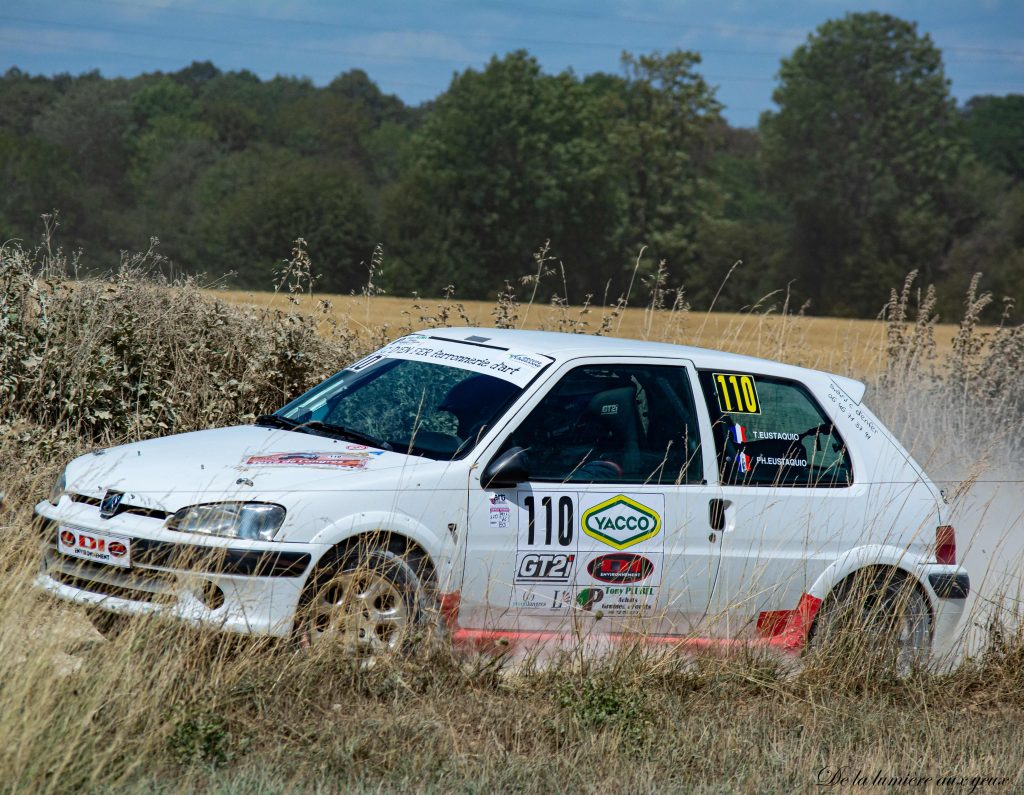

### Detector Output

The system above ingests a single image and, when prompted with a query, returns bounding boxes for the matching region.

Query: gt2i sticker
[244,451,384,469]
[580,494,663,551]
[575,585,658,615]
[712,372,761,414]
[515,552,575,584]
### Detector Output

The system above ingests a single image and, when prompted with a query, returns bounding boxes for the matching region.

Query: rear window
[697,370,853,487]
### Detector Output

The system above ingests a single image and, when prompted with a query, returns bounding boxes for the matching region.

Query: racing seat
[587,387,642,475]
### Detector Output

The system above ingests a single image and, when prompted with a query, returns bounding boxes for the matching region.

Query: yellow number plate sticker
[712,373,761,414]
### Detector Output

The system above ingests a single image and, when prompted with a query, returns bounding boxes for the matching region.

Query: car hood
[64,425,434,512]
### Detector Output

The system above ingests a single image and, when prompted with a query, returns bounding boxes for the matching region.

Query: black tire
[295,540,434,660]
[85,607,130,640]
[810,568,932,676]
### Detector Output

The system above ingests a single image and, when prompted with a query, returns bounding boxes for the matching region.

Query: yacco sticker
[712,373,761,414]
[581,495,661,550]
[586,553,654,584]
[244,451,381,469]
[362,337,553,388]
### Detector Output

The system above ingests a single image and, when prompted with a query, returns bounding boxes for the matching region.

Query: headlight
[49,469,67,506]
[165,502,286,541]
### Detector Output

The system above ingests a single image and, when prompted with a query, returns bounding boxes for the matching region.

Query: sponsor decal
[516,553,575,584]
[508,354,544,368]
[731,424,747,444]
[244,451,380,469]
[511,587,572,611]
[586,553,654,584]
[713,372,761,414]
[489,494,511,529]
[577,587,604,610]
[581,495,661,550]
[577,585,658,614]
[99,490,124,519]
[345,444,368,451]
[367,338,553,388]
[57,527,131,568]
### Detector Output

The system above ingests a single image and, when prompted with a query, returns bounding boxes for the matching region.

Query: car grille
[69,493,170,521]
[43,548,177,604]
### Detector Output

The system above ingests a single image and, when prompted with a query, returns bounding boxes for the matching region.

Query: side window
[697,370,853,487]
[503,364,703,485]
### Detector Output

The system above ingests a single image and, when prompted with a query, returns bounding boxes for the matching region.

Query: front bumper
[33,505,326,638]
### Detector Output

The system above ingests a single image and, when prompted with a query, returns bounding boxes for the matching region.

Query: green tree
[383,51,622,299]
[962,94,1024,182]
[608,51,723,288]
[761,12,962,316]
[193,147,376,292]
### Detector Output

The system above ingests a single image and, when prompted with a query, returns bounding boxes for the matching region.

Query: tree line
[1,12,1021,318]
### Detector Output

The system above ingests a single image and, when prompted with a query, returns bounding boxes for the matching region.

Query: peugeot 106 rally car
[35,329,969,664]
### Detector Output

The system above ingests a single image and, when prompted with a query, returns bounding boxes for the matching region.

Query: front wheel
[810,569,932,676]
[295,543,432,661]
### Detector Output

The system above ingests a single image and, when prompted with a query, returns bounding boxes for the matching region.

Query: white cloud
[341,30,482,64]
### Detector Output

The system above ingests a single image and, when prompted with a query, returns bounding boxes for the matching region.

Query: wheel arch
[308,509,456,591]
[805,548,935,640]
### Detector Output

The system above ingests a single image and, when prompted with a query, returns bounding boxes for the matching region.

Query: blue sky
[2,0,1021,127]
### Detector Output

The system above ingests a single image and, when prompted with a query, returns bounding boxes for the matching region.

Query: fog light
[198,581,225,610]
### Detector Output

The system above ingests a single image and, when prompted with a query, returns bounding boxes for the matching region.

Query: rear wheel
[811,569,932,676]
[296,542,432,661]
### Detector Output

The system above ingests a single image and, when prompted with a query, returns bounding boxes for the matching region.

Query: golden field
[211,289,974,379]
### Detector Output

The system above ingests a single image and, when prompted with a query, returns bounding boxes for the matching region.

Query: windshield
[274,335,552,461]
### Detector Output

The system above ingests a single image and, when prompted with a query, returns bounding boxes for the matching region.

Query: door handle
[709,499,727,531]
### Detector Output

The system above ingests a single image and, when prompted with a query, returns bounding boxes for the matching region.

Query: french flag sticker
[737,452,752,473]
[731,424,748,444]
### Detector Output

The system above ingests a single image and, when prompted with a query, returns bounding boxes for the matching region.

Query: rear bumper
[928,572,970,600]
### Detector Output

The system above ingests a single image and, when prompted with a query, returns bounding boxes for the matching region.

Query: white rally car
[35,329,969,664]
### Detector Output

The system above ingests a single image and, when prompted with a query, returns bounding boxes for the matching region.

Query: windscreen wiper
[254,414,299,430]
[302,421,394,451]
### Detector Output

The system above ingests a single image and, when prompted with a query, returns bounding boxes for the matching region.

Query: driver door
[458,357,722,636]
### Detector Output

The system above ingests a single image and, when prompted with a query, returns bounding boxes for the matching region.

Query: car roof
[415,326,867,403]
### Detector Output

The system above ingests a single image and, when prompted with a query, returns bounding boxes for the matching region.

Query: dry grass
[2,238,1024,793]
[211,289,979,379]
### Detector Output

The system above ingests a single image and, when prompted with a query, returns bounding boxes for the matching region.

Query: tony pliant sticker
[574,584,659,615]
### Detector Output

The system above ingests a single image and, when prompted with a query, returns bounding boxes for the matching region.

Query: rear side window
[697,370,853,487]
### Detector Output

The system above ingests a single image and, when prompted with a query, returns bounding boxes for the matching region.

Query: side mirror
[481,447,530,489]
